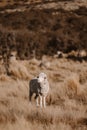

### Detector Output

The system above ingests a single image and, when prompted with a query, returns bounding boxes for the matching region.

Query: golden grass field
[0,56,87,130]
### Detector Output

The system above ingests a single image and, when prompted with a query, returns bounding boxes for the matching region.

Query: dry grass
[9,60,32,80]
[0,57,87,130]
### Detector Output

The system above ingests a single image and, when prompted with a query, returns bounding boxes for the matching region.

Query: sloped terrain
[0,0,87,59]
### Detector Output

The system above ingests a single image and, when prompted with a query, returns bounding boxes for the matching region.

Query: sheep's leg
[35,94,39,106]
[36,97,39,107]
[43,96,46,108]
[29,92,33,102]
[40,95,42,108]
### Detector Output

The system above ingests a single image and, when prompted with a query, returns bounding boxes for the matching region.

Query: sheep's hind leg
[35,94,39,107]
[29,92,33,102]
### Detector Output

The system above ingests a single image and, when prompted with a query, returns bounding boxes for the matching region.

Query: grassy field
[0,57,87,130]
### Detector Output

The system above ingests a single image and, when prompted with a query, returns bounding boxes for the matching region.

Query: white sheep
[9,51,17,63]
[29,72,49,108]
[77,50,87,58]
[54,51,67,58]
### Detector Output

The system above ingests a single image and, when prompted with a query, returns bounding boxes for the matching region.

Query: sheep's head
[37,73,47,83]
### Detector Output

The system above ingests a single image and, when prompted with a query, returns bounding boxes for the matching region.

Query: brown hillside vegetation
[0,0,87,59]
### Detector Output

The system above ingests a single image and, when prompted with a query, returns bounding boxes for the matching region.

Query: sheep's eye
[37,76,39,78]
[44,77,46,79]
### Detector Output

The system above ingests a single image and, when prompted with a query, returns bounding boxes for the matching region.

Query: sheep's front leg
[40,95,42,108]
[43,96,46,108]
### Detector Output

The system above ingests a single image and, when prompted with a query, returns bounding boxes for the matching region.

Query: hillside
[0,0,87,59]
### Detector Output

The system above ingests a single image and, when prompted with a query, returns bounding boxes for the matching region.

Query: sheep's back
[29,79,41,94]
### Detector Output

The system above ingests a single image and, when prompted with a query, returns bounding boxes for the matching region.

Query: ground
[0,57,87,130]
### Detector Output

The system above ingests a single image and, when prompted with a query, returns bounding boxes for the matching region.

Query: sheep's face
[37,73,47,83]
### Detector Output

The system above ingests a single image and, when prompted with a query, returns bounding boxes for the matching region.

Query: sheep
[57,51,63,58]
[9,55,16,63]
[9,51,17,63]
[77,50,87,58]
[54,51,67,58]
[77,50,87,62]
[29,72,49,108]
